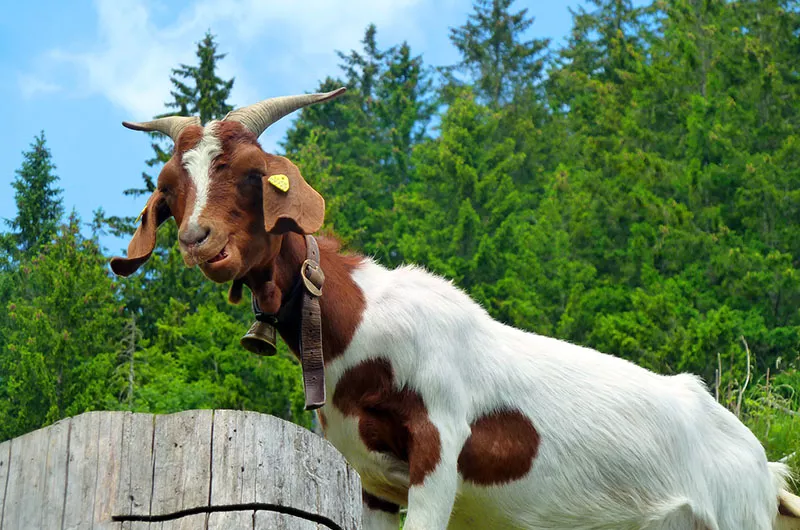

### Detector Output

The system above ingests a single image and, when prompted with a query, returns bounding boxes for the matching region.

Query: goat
[111,89,800,530]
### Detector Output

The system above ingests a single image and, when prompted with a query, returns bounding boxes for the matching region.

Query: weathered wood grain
[42,418,70,528]
[0,439,10,529]
[93,411,126,530]
[254,511,323,530]
[3,423,51,529]
[207,409,253,530]
[63,411,102,530]
[115,412,156,520]
[152,513,208,530]
[251,414,361,530]
[150,410,213,518]
[0,409,360,529]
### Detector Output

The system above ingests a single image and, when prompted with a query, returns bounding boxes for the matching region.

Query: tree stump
[0,410,362,529]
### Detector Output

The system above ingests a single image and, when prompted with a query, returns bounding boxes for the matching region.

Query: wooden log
[3,422,52,529]
[42,418,71,528]
[92,411,126,530]
[255,512,324,529]
[149,409,214,527]
[63,411,102,529]
[115,412,155,520]
[0,439,10,526]
[0,410,361,530]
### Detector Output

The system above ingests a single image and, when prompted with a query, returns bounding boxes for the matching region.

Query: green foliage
[282,26,434,263]
[0,215,124,439]
[128,301,310,427]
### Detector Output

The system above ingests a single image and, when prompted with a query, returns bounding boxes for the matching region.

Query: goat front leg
[402,417,468,530]
[362,490,402,530]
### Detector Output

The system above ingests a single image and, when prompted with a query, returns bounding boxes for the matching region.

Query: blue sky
[1,0,588,254]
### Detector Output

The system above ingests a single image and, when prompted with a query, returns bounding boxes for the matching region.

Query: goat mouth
[206,245,228,264]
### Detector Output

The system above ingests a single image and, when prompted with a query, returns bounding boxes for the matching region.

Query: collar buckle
[301,258,324,297]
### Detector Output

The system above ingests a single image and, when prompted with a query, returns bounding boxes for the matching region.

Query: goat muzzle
[240,320,278,356]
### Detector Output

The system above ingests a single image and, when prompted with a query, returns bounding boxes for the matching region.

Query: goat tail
[770,462,800,530]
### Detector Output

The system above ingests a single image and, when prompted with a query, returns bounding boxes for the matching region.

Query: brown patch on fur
[457,409,540,485]
[261,233,365,363]
[214,120,260,149]
[362,490,400,514]
[333,358,441,485]
[174,125,204,154]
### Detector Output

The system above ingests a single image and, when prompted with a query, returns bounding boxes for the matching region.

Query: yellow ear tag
[268,174,290,193]
[135,205,147,224]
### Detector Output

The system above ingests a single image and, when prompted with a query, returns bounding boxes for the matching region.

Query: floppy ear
[110,190,172,276]
[262,155,325,234]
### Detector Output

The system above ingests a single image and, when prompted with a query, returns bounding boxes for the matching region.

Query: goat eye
[216,163,228,171]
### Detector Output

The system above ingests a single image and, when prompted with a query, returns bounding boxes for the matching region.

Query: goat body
[311,242,800,530]
[111,94,799,530]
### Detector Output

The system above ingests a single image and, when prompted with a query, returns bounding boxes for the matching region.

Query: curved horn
[122,116,201,143]
[224,87,346,137]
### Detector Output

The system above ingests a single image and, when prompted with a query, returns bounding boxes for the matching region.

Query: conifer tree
[283,26,434,263]
[4,132,63,257]
[169,31,234,124]
[447,0,549,107]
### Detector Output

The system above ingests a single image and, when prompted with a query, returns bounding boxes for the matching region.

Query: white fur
[319,259,796,530]
[181,121,221,230]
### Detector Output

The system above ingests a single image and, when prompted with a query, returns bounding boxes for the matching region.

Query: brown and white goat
[111,89,800,530]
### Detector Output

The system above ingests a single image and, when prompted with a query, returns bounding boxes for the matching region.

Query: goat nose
[179,225,210,247]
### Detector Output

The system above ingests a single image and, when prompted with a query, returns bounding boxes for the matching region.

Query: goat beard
[228,279,244,304]
[228,269,284,317]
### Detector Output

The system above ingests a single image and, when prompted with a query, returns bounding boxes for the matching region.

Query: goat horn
[223,87,346,138]
[122,116,201,143]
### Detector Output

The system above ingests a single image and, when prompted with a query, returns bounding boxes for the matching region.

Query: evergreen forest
[1,0,798,481]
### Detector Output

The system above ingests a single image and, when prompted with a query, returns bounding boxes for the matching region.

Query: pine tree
[445,0,554,196]
[374,43,435,187]
[283,26,434,264]
[447,0,549,107]
[4,132,63,256]
[169,31,234,124]
[118,315,141,409]
[337,24,384,105]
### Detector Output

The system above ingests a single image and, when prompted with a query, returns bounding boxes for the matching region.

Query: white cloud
[18,74,61,99]
[23,0,430,121]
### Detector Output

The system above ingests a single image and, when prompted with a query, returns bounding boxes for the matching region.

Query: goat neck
[243,232,366,365]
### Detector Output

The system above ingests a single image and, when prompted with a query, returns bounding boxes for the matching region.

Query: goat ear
[262,155,325,235]
[110,190,171,276]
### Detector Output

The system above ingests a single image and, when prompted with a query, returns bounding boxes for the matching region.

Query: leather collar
[249,234,326,410]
